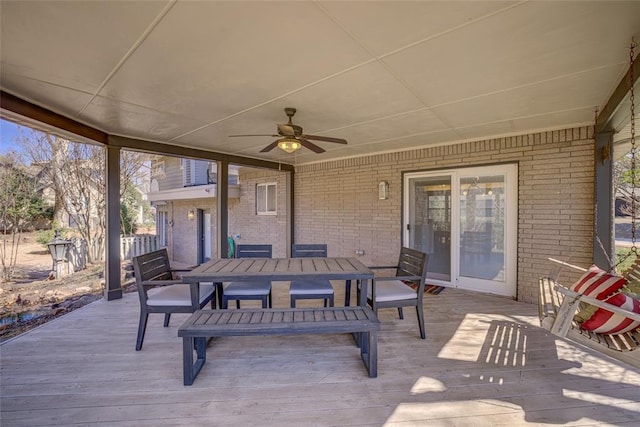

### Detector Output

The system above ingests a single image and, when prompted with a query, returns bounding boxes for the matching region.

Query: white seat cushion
[223,281,271,296]
[147,283,215,306]
[289,280,334,295]
[368,280,417,302]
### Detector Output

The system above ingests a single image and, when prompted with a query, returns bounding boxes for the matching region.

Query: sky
[0,119,25,154]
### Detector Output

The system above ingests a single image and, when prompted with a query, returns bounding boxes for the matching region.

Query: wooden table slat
[183,257,372,283]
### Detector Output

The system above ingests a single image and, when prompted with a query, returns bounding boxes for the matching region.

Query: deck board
[1,284,639,426]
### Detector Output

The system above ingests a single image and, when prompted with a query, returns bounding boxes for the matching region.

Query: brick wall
[165,200,217,265]
[160,168,288,265]
[228,168,288,258]
[294,126,595,303]
[158,126,595,302]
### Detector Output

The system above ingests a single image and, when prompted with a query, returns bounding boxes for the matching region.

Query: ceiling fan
[229,108,347,154]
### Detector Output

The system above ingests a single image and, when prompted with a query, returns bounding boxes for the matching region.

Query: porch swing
[538,41,640,368]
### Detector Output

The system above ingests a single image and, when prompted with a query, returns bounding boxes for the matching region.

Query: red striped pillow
[569,265,627,300]
[580,293,640,334]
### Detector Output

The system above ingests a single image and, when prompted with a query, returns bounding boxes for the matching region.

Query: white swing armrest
[548,258,588,272]
[555,286,640,323]
[550,285,640,337]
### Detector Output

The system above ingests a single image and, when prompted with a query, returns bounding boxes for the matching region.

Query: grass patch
[615,247,637,274]
[616,246,640,294]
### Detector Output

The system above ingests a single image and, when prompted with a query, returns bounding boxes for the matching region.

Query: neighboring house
[25,163,55,230]
[27,155,104,232]
[148,157,287,265]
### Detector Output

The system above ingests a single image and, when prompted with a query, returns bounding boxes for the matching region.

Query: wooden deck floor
[1,284,639,426]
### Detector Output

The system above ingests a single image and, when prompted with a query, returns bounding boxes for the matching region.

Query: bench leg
[351,331,362,349]
[345,280,351,306]
[359,330,377,378]
[368,330,377,378]
[183,337,207,386]
[216,283,224,309]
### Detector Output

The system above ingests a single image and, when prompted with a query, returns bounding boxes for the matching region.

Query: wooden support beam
[108,135,294,172]
[286,170,294,258]
[0,90,108,143]
[596,50,640,133]
[594,131,615,269]
[105,146,123,300]
[216,160,229,259]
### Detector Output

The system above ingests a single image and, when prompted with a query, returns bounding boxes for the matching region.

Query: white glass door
[203,212,211,261]
[404,164,517,297]
[198,210,212,263]
[406,175,452,282]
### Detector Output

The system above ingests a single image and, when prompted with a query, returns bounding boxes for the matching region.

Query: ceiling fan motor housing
[278,123,303,136]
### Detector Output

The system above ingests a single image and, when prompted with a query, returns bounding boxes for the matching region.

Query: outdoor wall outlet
[355,249,365,256]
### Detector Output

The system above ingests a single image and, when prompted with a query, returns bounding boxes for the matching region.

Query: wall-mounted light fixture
[187,209,195,221]
[378,181,389,200]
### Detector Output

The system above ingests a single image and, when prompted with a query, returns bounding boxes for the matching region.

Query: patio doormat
[424,284,446,294]
[408,283,446,294]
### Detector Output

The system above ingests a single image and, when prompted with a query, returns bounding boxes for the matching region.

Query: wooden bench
[178,307,381,385]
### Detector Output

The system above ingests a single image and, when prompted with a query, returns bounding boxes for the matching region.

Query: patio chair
[132,249,215,351]
[289,243,334,307]
[222,244,273,309]
[358,247,429,339]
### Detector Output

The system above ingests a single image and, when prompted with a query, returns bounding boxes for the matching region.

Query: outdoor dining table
[178,257,378,383]
[181,256,374,308]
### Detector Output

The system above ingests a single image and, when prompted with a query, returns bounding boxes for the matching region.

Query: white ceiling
[1,1,639,165]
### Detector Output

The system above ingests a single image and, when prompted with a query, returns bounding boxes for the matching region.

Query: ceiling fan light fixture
[277,138,301,153]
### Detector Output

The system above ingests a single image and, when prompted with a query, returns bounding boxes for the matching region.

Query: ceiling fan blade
[302,134,348,144]
[229,134,279,138]
[299,138,325,153]
[260,140,280,152]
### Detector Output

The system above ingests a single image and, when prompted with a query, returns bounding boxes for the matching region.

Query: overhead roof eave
[0,90,294,172]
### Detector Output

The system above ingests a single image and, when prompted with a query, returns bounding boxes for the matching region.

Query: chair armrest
[140,279,183,289]
[369,265,397,270]
[374,275,421,282]
[170,268,193,279]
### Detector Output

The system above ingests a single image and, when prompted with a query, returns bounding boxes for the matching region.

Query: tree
[120,187,138,236]
[16,129,151,263]
[0,155,49,281]
[614,153,640,217]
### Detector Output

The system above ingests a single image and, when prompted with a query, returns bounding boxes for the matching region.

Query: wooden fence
[120,235,159,260]
[86,234,160,262]
[47,235,159,277]
[68,238,87,271]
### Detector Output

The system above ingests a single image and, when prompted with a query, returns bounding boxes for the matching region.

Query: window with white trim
[256,183,277,215]
[181,159,208,187]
